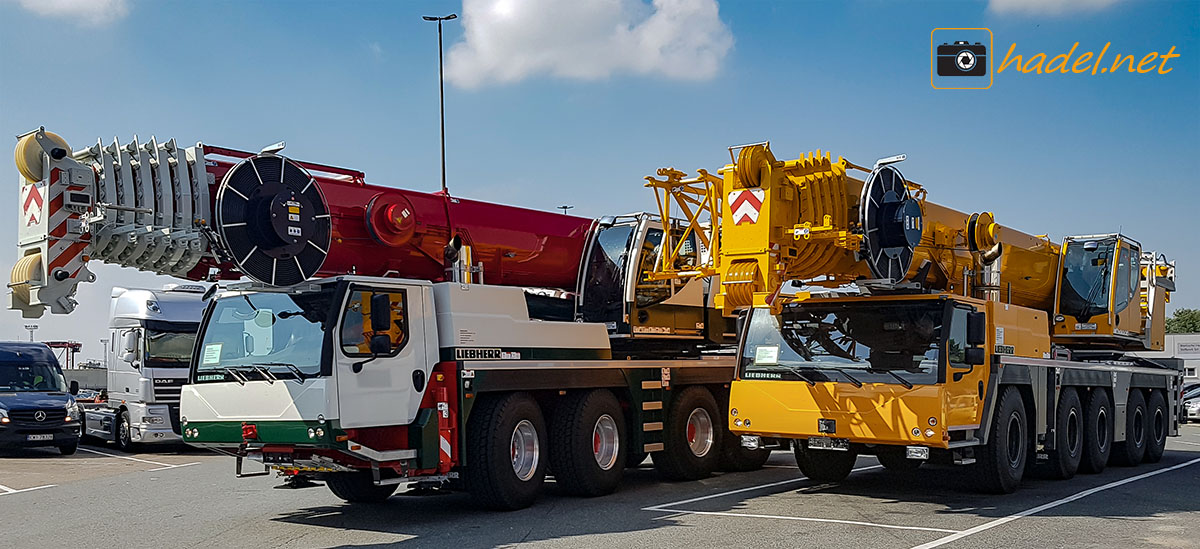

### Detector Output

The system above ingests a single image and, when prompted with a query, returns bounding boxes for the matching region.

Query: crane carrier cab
[181,275,766,510]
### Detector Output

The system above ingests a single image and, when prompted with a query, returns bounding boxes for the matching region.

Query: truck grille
[9,409,67,426]
[153,385,182,402]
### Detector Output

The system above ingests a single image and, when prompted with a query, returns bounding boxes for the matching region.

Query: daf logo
[33,410,47,422]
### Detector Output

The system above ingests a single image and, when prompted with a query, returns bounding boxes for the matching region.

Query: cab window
[945,306,970,369]
[340,289,409,357]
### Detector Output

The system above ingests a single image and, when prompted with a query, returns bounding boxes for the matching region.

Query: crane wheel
[973,386,1028,494]
[1039,387,1083,480]
[794,442,857,482]
[548,389,627,497]
[1143,390,1168,464]
[14,130,70,182]
[1111,389,1147,466]
[326,471,397,503]
[652,386,721,481]
[1079,388,1114,474]
[465,392,547,510]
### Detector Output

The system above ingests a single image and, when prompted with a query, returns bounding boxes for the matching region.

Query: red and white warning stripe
[730,189,765,225]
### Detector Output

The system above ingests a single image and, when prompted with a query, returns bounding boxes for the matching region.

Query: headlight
[143,416,164,425]
[0,408,8,424]
[66,403,81,420]
[1187,400,1200,410]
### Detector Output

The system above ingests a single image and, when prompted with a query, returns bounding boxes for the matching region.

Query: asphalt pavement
[1,426,1198,548]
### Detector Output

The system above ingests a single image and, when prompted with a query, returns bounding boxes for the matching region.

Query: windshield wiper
[254,362,310,382]
[828,367,863,388]
[248,365,277,384]
[221,367,248,386]
[868,369,913,389]
[780,366,817,386]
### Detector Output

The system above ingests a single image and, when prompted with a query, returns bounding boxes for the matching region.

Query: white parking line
[643,464,883,511]
[0,483,56,496]
[77,447,200,470]
[1174,440,1200,447]
[910,456,1200,549]
[655,509,959,533]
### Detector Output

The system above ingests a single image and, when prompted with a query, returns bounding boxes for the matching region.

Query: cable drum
[859,164,923,282]
[214,154,331,286]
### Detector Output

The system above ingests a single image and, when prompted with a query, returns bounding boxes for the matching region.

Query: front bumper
[129,423,181,443]
[1186,406,1199,422]
[0,423,81,448]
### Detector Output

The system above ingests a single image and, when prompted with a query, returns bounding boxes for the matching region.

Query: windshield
[740,302,942,386]
[146,325,197,368]
[1059,238,1115,322]
[0,361,67,392]
[194,289,334,382]
[580,222,635,322]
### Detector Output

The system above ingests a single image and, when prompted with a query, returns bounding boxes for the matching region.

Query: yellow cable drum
[10,253,42,305]
[14,130,70,182]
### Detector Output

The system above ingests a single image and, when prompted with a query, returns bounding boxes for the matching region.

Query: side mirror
[69,380,79,395]
[368,334,391,355]
[965,347,986,365]
[370,293,392,332]
[966,312,986,347]
[122,330,139,354]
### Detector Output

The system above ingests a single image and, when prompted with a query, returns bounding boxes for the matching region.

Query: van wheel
[974,386,1027,493]
[58,440,79,455]
[326,471,397,503]
[1143,390,1168,464]
[1042,387,1084,480]
[115,411,138,453]
[466,392,547,510]
[1079,388,1113,474]
[794,442,857,482]
[549,389,627,497]
[1111,389,1147,466]
[652,386,721,481]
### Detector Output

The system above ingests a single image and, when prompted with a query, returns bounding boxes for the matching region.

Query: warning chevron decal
[730,189,764,225]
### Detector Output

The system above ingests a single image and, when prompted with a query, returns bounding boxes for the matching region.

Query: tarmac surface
[1,425,1198,548]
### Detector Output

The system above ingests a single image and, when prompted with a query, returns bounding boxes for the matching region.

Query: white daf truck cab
[83,284,206,451]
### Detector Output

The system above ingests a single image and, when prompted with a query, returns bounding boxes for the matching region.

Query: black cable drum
[859,164,923,282]
[214,154,331,286]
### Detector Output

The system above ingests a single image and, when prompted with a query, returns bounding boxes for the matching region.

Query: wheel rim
[1066,408,1080,455]
[1006,411,1023,468]
[510,419,539,481]
[592,414,620,470]
[1097,408,1108,451]
[685,408,714,458]
[1133,408,1144,446]
[1153,407,1165,444]
[119,420,130,447]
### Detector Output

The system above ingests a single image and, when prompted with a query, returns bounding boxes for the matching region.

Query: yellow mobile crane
[645,143,1180,493]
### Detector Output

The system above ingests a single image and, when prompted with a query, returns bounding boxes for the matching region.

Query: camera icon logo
[938,41,987,77]
[931,28,993,90]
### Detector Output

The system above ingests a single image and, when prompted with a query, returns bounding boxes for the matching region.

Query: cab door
[334,282,433,428]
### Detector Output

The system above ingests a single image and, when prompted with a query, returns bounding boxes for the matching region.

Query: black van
[0,342,82,454]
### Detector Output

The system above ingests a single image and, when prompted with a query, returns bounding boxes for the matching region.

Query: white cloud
[988,0,1121,16]
[446,0,733,88]
[6,0,129,26]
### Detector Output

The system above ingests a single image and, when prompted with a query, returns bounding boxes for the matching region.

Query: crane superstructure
[645,142,1181,493]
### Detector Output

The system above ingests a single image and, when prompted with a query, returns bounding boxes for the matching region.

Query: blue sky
[0,0,1197,358]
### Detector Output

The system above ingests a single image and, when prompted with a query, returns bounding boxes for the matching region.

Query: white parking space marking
[643,464,883,511]
[77,447,200,470]
[655,509,959,533]
[1173,440,1200,447]
[910,456,1200,549]
[0,483,55,496]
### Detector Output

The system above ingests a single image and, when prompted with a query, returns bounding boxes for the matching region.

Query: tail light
[242,422,258,440]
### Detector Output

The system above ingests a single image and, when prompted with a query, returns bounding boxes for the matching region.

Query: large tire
[465,392,548,510]
[1143,390,1168,464]
[326,471,398,503]
[794,442,857,482]
[718,435,772,472]
[115,410,138,453]
[876,449,921,472]
[1043,387,1084,480]
[974,386,1028,494]
[652,386,721,481]
[548,389,627,497]
[58,439,79,456]
[1079,388,1113,474]
[1111,389,1147,466]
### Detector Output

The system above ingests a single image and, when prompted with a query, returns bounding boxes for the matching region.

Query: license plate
[26,434,53,442]
[807,436,849,451]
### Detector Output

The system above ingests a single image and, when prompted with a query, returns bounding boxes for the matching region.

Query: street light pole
[423,13,457,197]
